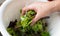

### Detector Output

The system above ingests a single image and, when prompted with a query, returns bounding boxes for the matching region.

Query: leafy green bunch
[7,10,50,36]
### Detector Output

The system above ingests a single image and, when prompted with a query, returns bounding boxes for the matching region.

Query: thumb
[30,13,41,26]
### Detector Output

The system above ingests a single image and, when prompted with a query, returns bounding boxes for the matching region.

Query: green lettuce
[7,10,50,36]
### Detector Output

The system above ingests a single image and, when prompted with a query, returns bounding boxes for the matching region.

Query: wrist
[48,1,60,12]
[53,0,60,11]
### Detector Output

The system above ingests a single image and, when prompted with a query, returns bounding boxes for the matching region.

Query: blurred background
[0,0,5,6]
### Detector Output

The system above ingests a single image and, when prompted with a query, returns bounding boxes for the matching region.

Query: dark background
[0,32,2,36]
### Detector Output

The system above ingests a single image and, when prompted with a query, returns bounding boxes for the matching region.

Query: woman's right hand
[22,1,60,26]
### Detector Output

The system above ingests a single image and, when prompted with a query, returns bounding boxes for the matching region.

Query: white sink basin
[0,0,60,36]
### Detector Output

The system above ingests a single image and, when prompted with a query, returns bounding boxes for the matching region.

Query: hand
[22,1,59,26]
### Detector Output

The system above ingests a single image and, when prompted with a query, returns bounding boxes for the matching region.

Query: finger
[22,7,27,15]
[22,6,37,15]
[30,13,41,26]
